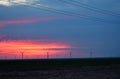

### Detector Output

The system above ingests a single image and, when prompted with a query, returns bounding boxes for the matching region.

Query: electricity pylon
[70,52,72,58]
[19,49,24,59]
[47,52,49,59]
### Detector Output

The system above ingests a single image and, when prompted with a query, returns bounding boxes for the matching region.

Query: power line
[11,2,85,17]
[58,0,120,17]
[24,4,92,18]
[26,4,120,24]
[12,1,120,24]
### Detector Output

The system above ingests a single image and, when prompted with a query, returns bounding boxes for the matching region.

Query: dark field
[0,58,120,79]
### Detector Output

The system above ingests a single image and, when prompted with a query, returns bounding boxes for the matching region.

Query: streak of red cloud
[0,39,72,59]
[0,16,68,27]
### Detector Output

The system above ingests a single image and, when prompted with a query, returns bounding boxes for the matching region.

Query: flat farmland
[0,58,120,79]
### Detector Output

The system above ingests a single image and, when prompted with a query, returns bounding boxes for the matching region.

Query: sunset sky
[0,0,120,59]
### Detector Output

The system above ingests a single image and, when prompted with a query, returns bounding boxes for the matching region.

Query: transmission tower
[70,52,72,58]
[46,52,49,59]
[21,52,24,59]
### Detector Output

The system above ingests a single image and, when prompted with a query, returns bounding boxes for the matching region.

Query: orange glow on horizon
[0,40,72,59]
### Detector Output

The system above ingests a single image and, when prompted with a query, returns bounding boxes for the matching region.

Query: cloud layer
[0,39,72,58]
[0,0,39,6]
[0,16,66,27]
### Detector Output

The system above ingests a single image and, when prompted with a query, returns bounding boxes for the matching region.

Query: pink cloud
[0,16,68,27]
[0,39,72,59]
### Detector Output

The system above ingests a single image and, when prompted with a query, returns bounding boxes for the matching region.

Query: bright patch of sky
[0,0,39,6]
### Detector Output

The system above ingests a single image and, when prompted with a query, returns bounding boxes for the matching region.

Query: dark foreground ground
[0,58,120,79]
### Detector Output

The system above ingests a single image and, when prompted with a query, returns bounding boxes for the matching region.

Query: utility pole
[70,52,72,58]
[47,52,49,59]
[19,49,25,60]
[21,52,24,59]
